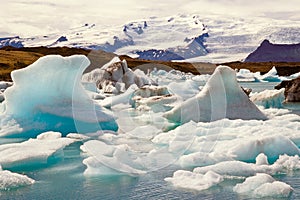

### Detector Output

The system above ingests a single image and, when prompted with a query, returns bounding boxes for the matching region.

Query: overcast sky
[2,0,300,37]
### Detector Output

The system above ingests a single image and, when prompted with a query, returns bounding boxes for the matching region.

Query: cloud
[1,0,300,37]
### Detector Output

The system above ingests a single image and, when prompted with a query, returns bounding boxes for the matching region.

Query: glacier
[0,55,118,137]
[3,14,300,63]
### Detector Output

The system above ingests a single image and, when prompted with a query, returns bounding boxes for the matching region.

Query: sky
[1,0,300,37]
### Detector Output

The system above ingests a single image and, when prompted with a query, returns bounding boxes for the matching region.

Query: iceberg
[250,89,285,108]
[0,55,118,137]
[233,173,293,198]
[164,170,223,191]
[0,132,75,169]
[236,69,259,82]
[82,57,155,94]
[259,66,283,82]
[228,135,300,163]
[164,66,267,124]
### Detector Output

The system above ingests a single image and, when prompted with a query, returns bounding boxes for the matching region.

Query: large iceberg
[0,55,118,137]
[164,66,267,124]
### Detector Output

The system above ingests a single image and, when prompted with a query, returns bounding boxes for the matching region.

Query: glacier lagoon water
[2,141,300,200]
[1,81,299,200]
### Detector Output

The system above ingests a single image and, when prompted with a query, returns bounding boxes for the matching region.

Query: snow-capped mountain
[1,14,300,63]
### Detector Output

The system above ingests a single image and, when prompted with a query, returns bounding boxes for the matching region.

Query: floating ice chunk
[233,173,274,193]
[193,160,273,177]
[81,140,146,176]
[164,66,267,124]
[193,154,300,179]
[259,66,282,82]
[236,69,259,82]
[250,89,285,108]
[233,173,293,198]
[0,167,35,190]
[165,170,223,191]
[0,55,118,137]
[229,135,300,162]
[82,57,155,94]
[0,131,75,168]
[254,181,293,198]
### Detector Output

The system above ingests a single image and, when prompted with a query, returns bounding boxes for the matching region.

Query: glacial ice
[250,88,285,108]
[0,131,75,168]
[233,173,293,198]
[82,57,155,94]
[0,55,118,137]
[259,66,288,82]
[0,166,35,190]
[236,69,260,82]
[130,85,177,111]
[81,140,146,176]
[164,170,223,191]
[155,114,300,168]
[164,65,267,124]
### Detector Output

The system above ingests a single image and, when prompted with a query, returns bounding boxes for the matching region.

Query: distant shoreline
[1,46,300,82]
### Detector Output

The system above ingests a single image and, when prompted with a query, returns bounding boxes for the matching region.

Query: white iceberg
[259,66,283,82]
[81,140,146,176]
[194,154,300,177]
[250,88,285,108]
[165,170,223,191]
[164,65,267,124]
[0,55,118,137]
[0,131,75,168]
[233,173,293,198]
[236,69,260,82]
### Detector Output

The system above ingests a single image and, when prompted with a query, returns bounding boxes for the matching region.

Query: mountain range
[1,14,300,63]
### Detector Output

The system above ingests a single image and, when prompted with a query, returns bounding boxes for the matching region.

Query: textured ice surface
[0,55,118,137]
[82,57,155,94]
[164,65,267,124]
[250,88,285,108]
[193,154,300,177]
[233,173,293,198]
[165,170,223,191]
[0,132,75,168]
[0,166,35,190]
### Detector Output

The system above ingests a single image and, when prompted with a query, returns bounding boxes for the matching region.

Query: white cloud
[1,0,300,37]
